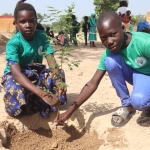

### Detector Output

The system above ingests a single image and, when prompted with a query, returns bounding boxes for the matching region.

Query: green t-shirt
[4,30,54,74]
[98,32,150,75]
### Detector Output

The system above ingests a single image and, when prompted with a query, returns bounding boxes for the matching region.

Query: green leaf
[49,18,55,21]
[64,57,69,61]
[45,3,81,72]
[56,10,62,14]
[47,6,54,8]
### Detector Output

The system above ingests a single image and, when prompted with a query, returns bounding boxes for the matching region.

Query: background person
[137,20,150,33]
[71,15,80,46]
[129,22,133,32]
[82,16,90,46]
[117,0,131,31]
[88,13,97,47]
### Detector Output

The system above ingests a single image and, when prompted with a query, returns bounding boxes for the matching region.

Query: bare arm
[10,63,58,106]
[55,69,106,125]
[66,69,106,115]
[10,64,44,97]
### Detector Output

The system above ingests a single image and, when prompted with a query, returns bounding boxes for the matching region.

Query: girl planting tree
[1,3,67,118]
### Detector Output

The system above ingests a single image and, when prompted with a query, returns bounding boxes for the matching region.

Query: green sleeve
[6,39,19,63]
[41,31,54,55]
[144,38,150,58]
[97,49,111,70]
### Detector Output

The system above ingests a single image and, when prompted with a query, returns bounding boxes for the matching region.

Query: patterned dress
[1,61,67,118]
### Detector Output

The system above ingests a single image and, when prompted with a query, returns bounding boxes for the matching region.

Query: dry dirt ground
[0,35,150,150]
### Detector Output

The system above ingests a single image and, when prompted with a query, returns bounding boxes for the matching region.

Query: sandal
[111,107,135,127]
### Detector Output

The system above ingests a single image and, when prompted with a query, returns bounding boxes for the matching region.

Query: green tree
[131,14,146,26]
[45,3,81,70]
[2,13,13,16]
[37,13,46,23]
[40,3,82,91]
[93,0,129,16]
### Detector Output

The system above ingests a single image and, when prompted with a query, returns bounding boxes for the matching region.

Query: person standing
[116,0,131,31]
[71,15,80,46]
[88,13,97,47]
[46,27,54,38]
[82,16,90,46]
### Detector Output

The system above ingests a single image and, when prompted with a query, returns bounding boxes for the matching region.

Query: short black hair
[97,11,122,27]
[84,16,88,21]
[14,3,37,21]
[120,1,128,7]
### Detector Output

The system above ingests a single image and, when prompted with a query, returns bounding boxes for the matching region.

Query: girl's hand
[41,91,59,107]
[54,112,71,126]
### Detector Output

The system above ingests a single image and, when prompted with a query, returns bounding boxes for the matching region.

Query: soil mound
[3,124,104,150]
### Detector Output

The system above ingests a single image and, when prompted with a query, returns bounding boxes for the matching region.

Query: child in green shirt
[1,3,67,118]
[56,11,150,127]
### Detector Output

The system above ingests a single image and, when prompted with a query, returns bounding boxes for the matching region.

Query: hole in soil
[2,124,104,150]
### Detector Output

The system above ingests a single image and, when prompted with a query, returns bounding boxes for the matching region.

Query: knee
[105,54,122,72]
[130,93,149,110]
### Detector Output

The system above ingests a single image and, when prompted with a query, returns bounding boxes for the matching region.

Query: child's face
[97,18,124,52]
[15,10,37,40]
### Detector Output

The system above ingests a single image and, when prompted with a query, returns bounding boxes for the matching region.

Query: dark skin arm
[10,63,58,106]
[10,54,65,106]
[10,53,62,106]
[55,69,106,125]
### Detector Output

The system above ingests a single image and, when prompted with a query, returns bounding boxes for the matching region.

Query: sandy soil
[0,36,150,150]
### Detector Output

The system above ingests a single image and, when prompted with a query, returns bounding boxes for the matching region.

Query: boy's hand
[41,91,59,106]
[54,112,71,126]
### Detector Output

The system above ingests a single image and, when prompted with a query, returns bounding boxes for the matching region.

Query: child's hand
[41,92,59,106]
[54,112,71,126]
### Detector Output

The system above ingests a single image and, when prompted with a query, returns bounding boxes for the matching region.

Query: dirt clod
[52,141,58,148]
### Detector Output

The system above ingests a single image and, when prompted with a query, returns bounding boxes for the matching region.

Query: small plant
[44,3,82,77]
